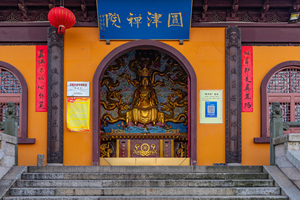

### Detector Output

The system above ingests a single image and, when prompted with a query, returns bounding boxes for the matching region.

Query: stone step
[2,196,289,200]
[16,179,275,188]
[6,166,288,200]
[27,166,264,173]
[9,187,281,196]
[21,172,269,180]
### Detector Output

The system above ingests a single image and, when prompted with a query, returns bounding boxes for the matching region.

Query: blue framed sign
[205,101,217,118]
[96,0,192,40]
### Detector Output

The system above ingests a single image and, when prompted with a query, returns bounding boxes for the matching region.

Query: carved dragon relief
[100,78,130,126]
[100,50,188,130]
[160,88,188,125]
[100,142,115,157]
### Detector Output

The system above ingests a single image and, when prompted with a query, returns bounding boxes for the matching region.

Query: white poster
[67,81,89,97]
[200,90,223,124]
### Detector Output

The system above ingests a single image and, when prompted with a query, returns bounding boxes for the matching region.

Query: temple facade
[1,0,300,166]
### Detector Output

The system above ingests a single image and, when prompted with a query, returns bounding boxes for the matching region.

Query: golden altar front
[99,131,189,166]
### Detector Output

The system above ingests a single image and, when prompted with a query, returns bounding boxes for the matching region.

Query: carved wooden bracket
[81,0,88,19]
[231,0,239,19]
[49,0,57,10]
[226,0,239,21]
[259,0,270,22]
[202,0,208,21]
[293,0,300,12]
[18,0,29,20]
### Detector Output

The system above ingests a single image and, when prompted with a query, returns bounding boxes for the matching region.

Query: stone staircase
[3,166,289,199]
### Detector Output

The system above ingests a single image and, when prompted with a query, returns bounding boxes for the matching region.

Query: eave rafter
[0,0,298,24]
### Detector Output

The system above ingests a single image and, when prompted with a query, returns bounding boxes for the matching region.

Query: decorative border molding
[255,60,300,143]
[0,61,35,144]
[225,26,242,163]
[92,40,197,166]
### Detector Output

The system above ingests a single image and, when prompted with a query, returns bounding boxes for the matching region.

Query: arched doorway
[92,40,197,166]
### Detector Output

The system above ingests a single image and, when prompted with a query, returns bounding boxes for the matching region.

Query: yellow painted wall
[242,46,300,165]
[0,46,47,166]
[2,27,299,166]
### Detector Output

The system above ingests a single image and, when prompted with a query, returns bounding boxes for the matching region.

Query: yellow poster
[67,97,90,132]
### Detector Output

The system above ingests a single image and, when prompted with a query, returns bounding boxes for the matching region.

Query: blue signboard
[96,0,192,40]
[205,101,217,118]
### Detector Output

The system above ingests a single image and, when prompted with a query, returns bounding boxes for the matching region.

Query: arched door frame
[92,40,197,165]
[256,60,300,143]
[0,61,34,144]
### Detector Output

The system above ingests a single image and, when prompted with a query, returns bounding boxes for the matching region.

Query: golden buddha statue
[126,67,164,127]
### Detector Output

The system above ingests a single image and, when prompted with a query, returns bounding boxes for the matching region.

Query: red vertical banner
[36,45,48,112]
[241,46,253,112]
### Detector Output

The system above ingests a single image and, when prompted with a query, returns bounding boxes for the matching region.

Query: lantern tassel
[58,25,65,35]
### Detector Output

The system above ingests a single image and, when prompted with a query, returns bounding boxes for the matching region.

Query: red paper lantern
[48,7,76,35]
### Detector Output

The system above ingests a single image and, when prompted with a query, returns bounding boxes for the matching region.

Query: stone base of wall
[0,132,17,179]
[273,134,300,189]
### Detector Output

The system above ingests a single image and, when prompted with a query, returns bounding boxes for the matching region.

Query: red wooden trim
[256,61,300,143]
[193,23,300,43]
[2,22,300,28]
[254,137,270,143]
[241,27,300,43]
[18,138,36,144]
[0,22,50,27]
[92,40,197,166]
[0,26,48,42]
[2,22,300,43]
[0,61,35,144]
[192,23,300,28]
